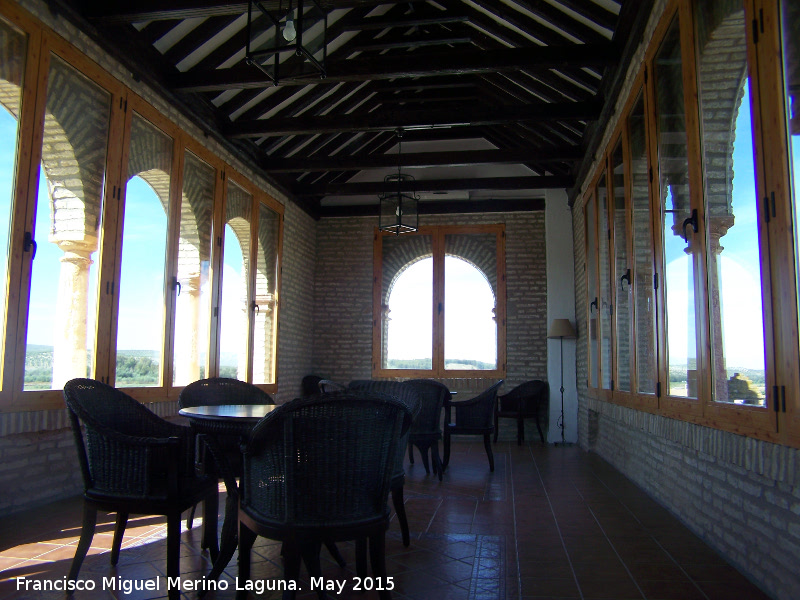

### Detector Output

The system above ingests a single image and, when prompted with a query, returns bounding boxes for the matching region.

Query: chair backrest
[347,380,421,480]
[318,379,346,393]
[241,391,412,527]
[454,380,505,429]
[179,377,274,408]
[64,378,193,496]
[405,379,450,436]
[498,380,549,414]
[301,375,323,396]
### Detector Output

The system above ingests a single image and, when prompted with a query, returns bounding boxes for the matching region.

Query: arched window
[375,225,505,378]
[115,175,169,387]
[115,114,173,388]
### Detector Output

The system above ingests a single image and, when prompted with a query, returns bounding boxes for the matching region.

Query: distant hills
[24,345,241,388]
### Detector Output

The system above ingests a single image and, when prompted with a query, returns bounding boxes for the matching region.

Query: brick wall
[312,211,548,441]
[585,398,800,600]
[276,202,320,402]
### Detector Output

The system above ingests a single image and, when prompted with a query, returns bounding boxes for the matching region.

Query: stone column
[252,294,275,384]
[706,215,734,403]
[174,276,201,385]
[52,240,95,389]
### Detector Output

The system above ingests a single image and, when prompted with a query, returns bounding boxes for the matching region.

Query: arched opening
[220,220,249,380]
[114,175,169,387]
[384,255,497,370]
[384,257,433,369]
[443,255,497,370]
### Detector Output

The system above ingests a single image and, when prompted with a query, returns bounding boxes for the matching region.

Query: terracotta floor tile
[0,442,773,600]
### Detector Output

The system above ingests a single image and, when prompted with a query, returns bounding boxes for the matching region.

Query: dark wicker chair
[405,379,450,481]
[179,377,275,529]
[301,375,323,396]
[494,380,549,445]
[347,380,421,547]
[442,380,505,472]
[319,379,346,392]
[64,378,218,600]
[238,391,412,600]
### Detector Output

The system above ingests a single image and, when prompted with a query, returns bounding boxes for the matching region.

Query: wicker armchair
[442,380,504,472]
[318,379,346,392]
[64,378,218,600]
[494,380,549,445]
[301,374,323,396]
[238,392,412,600]
[347,380,421,547]
[179,377,274,529]
[405,379,450,481]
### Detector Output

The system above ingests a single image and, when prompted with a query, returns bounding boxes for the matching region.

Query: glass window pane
[381,234,433,370]
[25,55,110,390]
[783,2,800,376]
[253,201,280,385]
[220,181,252,381]
[585,196,598,387]
[629,92,658,394]
[598,171,612,389]
[444,233,497,371]
[695,1,766,405]
[612,141,631,392]
[173,151,215,386]
[0,19,26,387]
[115,114,171,387]
[654,16,700,399]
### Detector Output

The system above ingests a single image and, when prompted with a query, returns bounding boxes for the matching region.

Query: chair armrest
[447,396,486,409]
[84,428,185,497]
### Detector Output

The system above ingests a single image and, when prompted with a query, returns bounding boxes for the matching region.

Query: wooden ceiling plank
[162,14,241,65]
[550,0,620,32]
[470,0,608,46]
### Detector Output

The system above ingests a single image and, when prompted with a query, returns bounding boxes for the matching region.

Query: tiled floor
[0,442,773,600]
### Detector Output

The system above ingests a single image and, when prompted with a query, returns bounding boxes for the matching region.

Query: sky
[386,255,497,366]
[663,83,767,371]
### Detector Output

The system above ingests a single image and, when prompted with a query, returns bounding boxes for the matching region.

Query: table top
[178,404,278,422]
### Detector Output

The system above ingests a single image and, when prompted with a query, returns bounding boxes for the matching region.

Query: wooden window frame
[371,224,506,380]
[0,3,284,411]
[580,0,800,447]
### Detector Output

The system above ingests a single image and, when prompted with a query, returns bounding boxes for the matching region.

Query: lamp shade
[548,318,576,339]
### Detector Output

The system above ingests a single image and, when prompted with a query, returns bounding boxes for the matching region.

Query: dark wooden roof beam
[226,99,602,137]
[81,0,417,23]
[264,147,582,173]
[349,34,472,53]
[318,197,546,217]
[173,43,619,91]
[341,15,469,31]
[297,175,574,196]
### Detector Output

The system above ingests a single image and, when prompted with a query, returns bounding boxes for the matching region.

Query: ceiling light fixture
[245,0,326,86]
[379,129,419,235]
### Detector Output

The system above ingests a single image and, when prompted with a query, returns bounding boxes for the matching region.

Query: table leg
[197,435,240,591]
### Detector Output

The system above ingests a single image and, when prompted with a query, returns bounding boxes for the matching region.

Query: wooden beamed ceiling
[60,0,653,217]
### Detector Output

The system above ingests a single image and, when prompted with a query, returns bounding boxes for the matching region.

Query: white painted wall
[545,189,577,443]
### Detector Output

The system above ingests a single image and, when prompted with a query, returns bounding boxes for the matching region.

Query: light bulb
[283,15,297,42]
